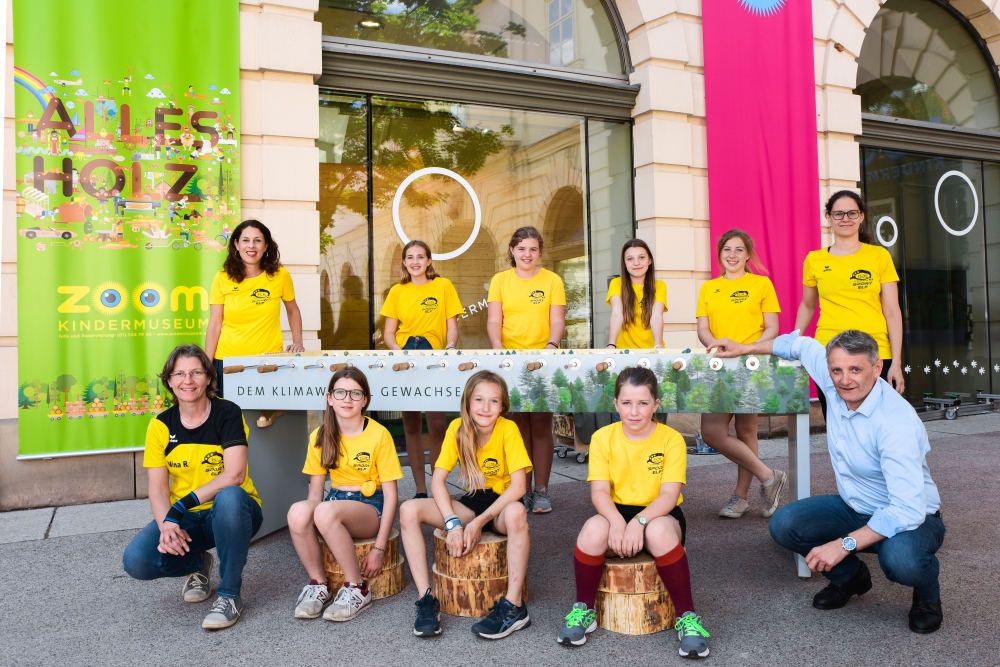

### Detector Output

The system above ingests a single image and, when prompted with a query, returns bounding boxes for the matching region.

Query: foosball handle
[596,362,610,372]
[458,362,477,371]
[392,362,412,372]
[330,363,349,372]
[526,361,544,371]
[257,364,279,373]
[223,365,245,374]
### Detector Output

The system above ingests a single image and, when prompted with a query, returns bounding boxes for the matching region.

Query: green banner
[13,1,241,457]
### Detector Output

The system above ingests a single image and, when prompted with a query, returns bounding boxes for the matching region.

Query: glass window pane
[588,120,634,346]
[369,97,590,349]
[549,24,561,46]
[856,0,1000,132]
[318,93,371,350]
[318,0,622,74]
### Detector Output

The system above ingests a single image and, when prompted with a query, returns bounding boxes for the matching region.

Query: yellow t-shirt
[606,277,668,349]
[696,273,781,344]
[143,398,261,511]
[803,244,899,358]
[587,422,686,507]
[486,268,566,349]
[435,417,533,494]
[379,277,464,349]
[210,266,295,359]
[302,418,404,489]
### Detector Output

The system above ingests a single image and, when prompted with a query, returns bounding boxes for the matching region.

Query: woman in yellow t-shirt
[557,367,709,657]
[398,370,532,639]
[696,229,785,520]
[205,220,304,397]
[286,367,403,622]
[606,239,666,349]
[380,239,464,498]
[794,191,903,419]
[487,226,566,514]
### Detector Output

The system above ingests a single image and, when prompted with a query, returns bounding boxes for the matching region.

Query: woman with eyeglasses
[123,344,263,630]
[794,191,903,419]
[205,219,304,397]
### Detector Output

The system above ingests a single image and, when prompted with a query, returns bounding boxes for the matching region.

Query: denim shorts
[402,336,435,350]
[324,487,384,517]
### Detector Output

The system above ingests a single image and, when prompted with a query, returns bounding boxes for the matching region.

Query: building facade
[2,0,1000,508]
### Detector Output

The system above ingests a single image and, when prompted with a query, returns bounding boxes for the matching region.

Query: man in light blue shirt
[711,329,944,634]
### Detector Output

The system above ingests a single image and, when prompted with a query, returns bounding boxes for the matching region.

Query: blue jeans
[402,336,434,350]
[325,487,384,517]
[769,494,945,602]
[123,486,263,599]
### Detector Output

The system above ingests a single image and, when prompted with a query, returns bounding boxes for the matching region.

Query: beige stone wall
[0,0,321,509]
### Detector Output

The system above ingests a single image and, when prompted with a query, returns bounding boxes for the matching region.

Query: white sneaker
[182,552,213,603]
[718,495,750,519]
[294,582,333,619]
[323,584,372,621]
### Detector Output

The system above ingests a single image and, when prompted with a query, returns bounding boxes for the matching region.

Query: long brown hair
[399,239,439,284]
[507,226,544,268]
[223,219,282,282]
[825,190,874,245]
[456,371,510,490]
[618,239,657,330]
[316,367,371,470]
[716,229,768,275]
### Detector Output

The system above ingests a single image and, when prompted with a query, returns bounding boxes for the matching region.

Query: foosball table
[224,348,815,577]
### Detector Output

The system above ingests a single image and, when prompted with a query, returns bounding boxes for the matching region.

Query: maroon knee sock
[574,546,606,609]
[655,544,695,615]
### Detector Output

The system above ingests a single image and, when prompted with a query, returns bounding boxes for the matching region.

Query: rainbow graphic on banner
[14,67,56,109]
[737,0,786,16]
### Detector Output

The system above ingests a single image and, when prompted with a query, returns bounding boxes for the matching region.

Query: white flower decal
[934,359,941,367]
[904,365,911,374]
[952,360,959,367]
[980,368,986,375]
[943,367,950,374]
[961,367,968,375]
[923,366,931,374]
[971,360,978,368]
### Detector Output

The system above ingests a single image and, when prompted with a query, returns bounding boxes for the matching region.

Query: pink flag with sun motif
[703,0,821,337]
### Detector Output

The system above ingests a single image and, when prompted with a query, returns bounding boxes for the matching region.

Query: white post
[787,412,812,578]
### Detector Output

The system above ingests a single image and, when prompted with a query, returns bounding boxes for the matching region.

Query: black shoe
[813,560,872,610]
[908,590,942,634]
[471,596,530,639]
[413,589,442,637]
[414,492,428,499]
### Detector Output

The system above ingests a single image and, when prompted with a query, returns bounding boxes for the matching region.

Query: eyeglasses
[169,370,207,380]
[830,210,862,221]
[330,388,366,401]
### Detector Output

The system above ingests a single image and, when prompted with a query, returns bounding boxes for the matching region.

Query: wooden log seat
[320,526,405,600]
[596,552,676,635]
[431,528,529,618]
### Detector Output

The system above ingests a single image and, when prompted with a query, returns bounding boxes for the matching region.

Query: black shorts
[614,503,686,546]
[455,490,501,534]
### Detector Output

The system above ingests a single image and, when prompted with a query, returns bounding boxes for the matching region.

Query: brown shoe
[760,469,787,518]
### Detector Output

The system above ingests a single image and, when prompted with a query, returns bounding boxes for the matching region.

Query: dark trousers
[213,359,225,398]
[769,494,945,602]
[123,486,263,598]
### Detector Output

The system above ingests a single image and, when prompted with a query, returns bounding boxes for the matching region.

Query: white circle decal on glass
[876,216,898,247]
[392,167,482,260]
[933,171,978,237]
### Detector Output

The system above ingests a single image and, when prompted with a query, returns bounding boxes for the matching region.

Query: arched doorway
[541,186,590,348]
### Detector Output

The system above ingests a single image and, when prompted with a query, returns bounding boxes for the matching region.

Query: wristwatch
[444,515,463,532]
[636,516,648,530]
[840,536,857,552]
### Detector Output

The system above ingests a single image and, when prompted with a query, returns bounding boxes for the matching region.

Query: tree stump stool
[596,552,675,635]
[320,527,405,600]
[431,528,529,618]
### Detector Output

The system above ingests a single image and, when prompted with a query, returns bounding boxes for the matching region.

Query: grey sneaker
[202,595,243,630]
[760,469,787,518]
[324,584,372,621]
[294,582,333,619]
[531,488,552,514]
[675,611,710,658]
[718,495,749,519]
[557,602,597,646]
[522,491,535,511]
[182,552,213,603]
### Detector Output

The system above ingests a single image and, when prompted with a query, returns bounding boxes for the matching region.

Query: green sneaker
[675,611,710,659]
[557,602,597,646]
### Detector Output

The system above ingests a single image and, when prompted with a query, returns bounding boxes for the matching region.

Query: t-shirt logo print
[849,269,874,289]
[352,452,372,472]
[528,289,545,305]
[482,457,501,477]
[250,288,271,305]
[729,290,749,304]
[646,452,664,474]
[419,296,439,313]
[202,451,224,476]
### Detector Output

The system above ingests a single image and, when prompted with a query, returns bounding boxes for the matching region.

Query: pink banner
[703,0,820,337]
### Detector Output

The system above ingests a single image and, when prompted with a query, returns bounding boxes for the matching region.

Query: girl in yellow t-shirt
[606,239,666,349]
[696,229,785,520]
[399,371,532,639]
[794,191,903,419]
[487,226,565,515]
[286,367,403,622]
[380,239,464,499]
[205,220,304,397]
[558,367,710,658]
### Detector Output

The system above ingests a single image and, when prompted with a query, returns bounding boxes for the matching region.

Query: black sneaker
[471,596,530,639]
[413,589,442,637]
